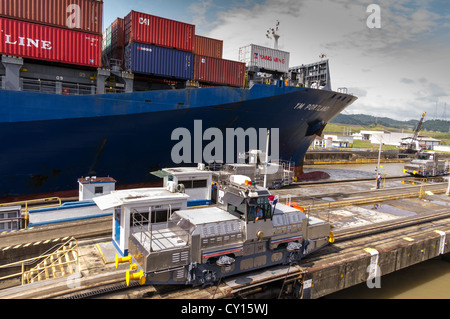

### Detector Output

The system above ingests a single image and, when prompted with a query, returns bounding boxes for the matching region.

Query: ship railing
[59,82,96,95]
[105,86,125,94]
[22,78,56,94]
[208,162,224,172]
[21,78,95,95]
[131,208,189,253]
[0,197,62,229]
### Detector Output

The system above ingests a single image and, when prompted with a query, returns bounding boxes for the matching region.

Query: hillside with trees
[330,114,449,133]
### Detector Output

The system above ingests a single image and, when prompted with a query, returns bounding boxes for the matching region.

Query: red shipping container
[124,10,195,52]
[0,0,103,35]
[194,55,245,88]
[0,17,101,67]
[194,35,223,59]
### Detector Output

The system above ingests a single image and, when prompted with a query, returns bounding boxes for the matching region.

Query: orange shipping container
[0,0,103,35]
[194,35,223,59]
[194,55,245,88]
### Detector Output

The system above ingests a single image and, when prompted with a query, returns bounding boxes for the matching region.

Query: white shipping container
[239,44,290,73]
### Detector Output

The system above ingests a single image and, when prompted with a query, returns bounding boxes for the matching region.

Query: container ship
[0,1,357,200]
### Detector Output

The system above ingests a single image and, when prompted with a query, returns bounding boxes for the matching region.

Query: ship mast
[266,20,280,49]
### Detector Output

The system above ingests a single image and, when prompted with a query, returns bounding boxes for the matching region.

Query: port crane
[400,112,426,155]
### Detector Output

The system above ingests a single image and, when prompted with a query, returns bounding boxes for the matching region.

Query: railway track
[334,208,450,242]
[276,181,448,209]
[1,178,448,299]
[52,207,450,300]
[0,216,111,248]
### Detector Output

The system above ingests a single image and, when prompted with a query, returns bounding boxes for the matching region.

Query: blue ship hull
[0,84,356,198]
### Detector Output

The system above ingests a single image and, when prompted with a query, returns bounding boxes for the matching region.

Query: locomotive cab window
[247,197,272,222]
[130,208,178,226]
[227,202,246,219]
[178,179,207,189]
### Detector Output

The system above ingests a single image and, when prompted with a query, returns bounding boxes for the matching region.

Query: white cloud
[206,0,450,120]
[188,0,214,27]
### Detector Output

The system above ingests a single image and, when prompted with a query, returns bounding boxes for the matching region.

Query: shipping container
[124,10,195,52]
[194,55,245,87]
[239,44,290,73]
[103,17,125,65]
[193,35,223,59]
[0,17,101,68]
[110,18,125,60]
[124,42,194,80]
[0,0,103,35]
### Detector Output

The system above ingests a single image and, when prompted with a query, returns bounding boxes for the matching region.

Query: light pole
[446,176,450,197]
[375,134,383,189]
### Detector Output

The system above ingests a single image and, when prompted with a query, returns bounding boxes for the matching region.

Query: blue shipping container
[124,42,194,80]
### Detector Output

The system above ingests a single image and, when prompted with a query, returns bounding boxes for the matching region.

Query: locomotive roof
[174,207,240,225]
[93,187,189,210]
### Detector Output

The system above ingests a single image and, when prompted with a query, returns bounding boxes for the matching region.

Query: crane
[400,112,426,155]
[266,20,280,49]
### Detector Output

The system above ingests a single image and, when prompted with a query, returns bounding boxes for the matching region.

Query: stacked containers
[103,17,125,63]
[118,10,245,87]
[0,0,102,67]
[102,25,112,59]
[0,17,101,67]
[0,0,103,35]
[193,35,245,87]
[111,18,125,61]
[123,10,194,80]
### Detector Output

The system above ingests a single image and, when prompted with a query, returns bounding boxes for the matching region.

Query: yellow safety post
[23,211,29,229]
[328,231,335,244]
[126,270,146,286]
[115,254,132,269]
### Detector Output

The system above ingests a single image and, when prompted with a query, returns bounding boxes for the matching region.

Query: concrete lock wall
[302,230,449,299]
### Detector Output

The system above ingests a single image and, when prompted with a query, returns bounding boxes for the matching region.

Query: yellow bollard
[115,254,132,269]
[328,231,335,244]
[126,270,146,286]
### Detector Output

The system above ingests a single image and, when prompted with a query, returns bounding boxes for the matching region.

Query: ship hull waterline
[0,84,356,199]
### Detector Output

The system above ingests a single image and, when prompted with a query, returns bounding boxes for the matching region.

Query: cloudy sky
[104,0,450,122]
